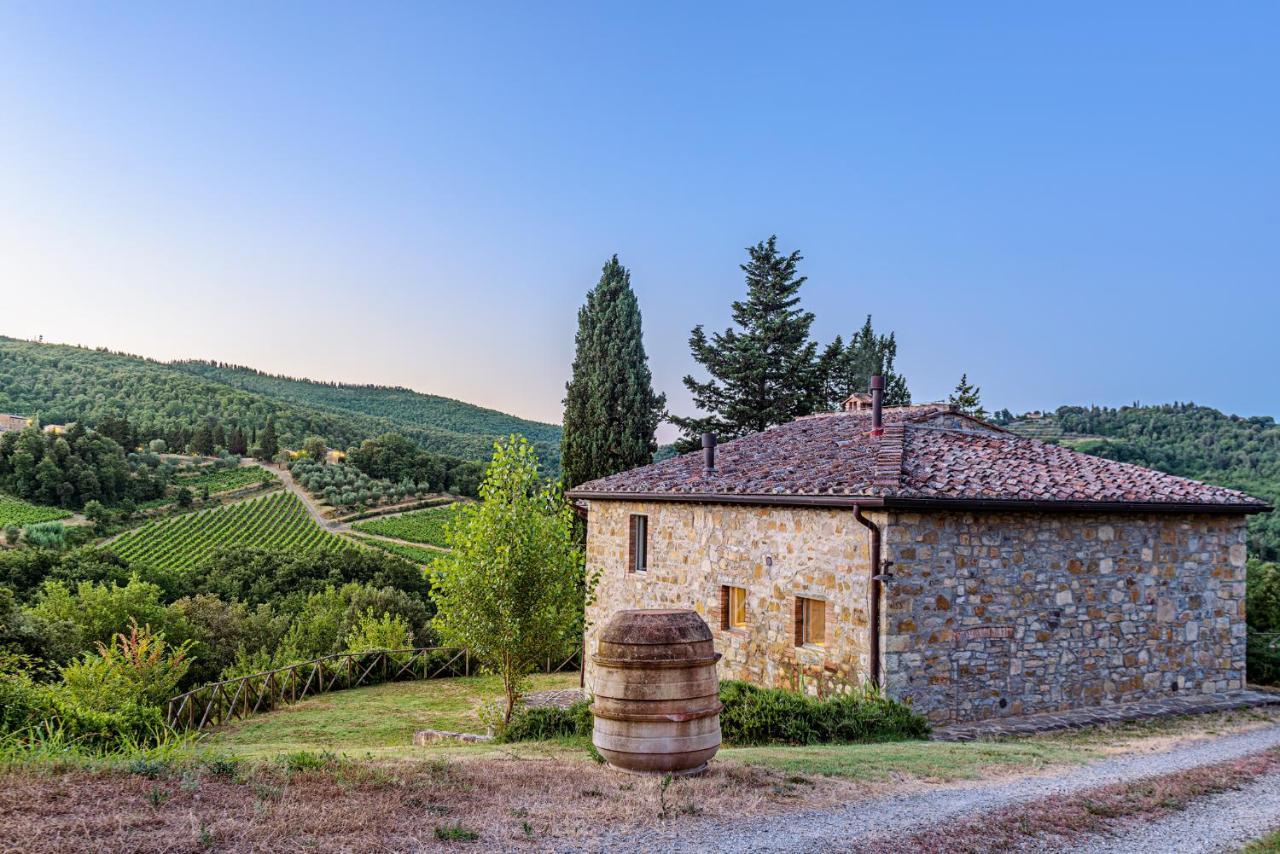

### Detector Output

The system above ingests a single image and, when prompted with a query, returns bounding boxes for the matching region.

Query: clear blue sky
[2,4,1276,440]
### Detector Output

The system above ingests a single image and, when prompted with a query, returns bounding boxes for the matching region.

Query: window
[720,585,747,630]
[795,597,826,647]
[627,514,648,572]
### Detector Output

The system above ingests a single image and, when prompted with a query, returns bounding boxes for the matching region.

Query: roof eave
[564,490,1272,515]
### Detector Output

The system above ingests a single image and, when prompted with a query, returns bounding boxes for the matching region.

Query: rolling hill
[1006,404,1279,561]
[0,337,561,471]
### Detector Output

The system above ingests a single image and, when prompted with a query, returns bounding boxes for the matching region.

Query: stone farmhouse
[567,386,1272,724]
[0,414,31,433]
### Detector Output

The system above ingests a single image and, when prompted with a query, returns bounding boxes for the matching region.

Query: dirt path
[606,723,1280,852]
[260,462,343,531]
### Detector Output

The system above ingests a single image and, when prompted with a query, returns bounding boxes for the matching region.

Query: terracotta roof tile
[568,407,1270,512]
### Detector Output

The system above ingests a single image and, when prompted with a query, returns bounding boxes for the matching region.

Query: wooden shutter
[720,586,730,630]
[794,598,804,646]
[627,515,637,573]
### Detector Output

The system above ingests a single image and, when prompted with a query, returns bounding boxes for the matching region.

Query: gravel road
[598,723,1280,853]
[1073,767,1280,853]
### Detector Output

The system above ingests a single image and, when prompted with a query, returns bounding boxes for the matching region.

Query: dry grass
[0,750,858,852]
[868,748,1280,853]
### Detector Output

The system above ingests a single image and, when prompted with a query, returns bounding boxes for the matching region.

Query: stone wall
[583,500,877,697]
[882,511,1249,724]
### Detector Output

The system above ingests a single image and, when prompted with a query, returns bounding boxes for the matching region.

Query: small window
[720,585,747,630]
[795,597,826,647]
[627,514,648,573]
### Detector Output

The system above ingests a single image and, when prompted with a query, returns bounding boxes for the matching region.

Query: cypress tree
[258,418,278,460]
[670,236,820,448]
[561,255,666,488]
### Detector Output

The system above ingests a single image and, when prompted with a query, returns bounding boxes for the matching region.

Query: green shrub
[344,608,413,652]
[28,576,190,656]
[1248,628,1280,685]
[718,680,929,745]
[60,621,192,711]
[497,700,593,742]
[0,670,169,753]
[23,522,66,550]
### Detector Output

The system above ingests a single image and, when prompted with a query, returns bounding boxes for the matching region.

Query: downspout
[853,505,882,689]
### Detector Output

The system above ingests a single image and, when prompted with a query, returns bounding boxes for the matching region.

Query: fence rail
[166,646,582,731]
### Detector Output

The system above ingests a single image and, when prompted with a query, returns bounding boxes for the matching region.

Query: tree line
[560,235,984,485]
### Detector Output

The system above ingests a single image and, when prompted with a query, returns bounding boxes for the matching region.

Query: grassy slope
[0,337,560,467]
[206,673,1105,780]
[208,673,580,758]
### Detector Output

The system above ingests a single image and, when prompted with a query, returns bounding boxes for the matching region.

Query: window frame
[627,513,649,573]
[795,596,826,647]
[720,585,748,630]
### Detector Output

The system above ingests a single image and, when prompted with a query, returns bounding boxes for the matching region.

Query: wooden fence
[166,646,582,731]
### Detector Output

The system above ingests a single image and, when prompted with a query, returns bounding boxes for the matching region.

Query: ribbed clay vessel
[591,609,721,775]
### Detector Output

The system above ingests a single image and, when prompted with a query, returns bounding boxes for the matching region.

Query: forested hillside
[1008,404,1279,561]
[0,338,560,471]
[172,361,561,454]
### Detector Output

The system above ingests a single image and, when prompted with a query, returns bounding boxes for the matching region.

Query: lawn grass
[206,672,580,758]
[721,739,1097,782]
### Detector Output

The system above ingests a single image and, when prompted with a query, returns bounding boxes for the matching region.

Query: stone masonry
[883,511,1248,724]
[583,500,875,699]
[583,501,1249,725]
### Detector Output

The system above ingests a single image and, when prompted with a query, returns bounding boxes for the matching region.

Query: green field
[176,465,277,494]
[352,503,461,547]
[0,494,73,527]
[347,532,445,566]
[109,491,346,570]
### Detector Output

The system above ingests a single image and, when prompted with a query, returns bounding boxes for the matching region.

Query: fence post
[465,650,470,676]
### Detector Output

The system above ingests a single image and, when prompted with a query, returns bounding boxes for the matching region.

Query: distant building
[42,423,67,435]
[326,449,346,465]
[0,414,31,433]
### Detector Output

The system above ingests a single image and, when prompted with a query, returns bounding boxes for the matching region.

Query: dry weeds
[867,747,1280,853]
[0,752,859,852]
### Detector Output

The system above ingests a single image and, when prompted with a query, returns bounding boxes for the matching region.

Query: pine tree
[670,236,820,448]
[561,255,666,488]
[258,418,278,460]
[949,374,987,419]
[819,315,911,408]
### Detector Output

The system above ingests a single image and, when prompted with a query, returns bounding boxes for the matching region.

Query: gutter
[853,504,883,689]
[564,491,1272,516]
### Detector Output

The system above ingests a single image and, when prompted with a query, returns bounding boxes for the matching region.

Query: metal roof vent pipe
[870,375,884,437]
[702,432,717,474]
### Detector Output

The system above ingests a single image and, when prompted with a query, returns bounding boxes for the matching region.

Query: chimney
[702,432,717,473]
[870,375,884,436]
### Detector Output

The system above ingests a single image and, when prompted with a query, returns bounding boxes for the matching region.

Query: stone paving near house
[931,688,1280,741]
